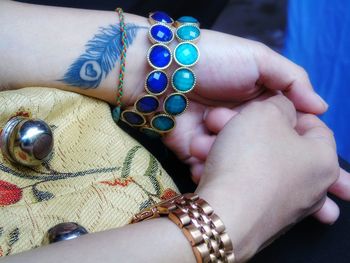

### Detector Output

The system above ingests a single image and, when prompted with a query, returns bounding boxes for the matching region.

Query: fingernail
[316,94,329,109]
[202,108,210,121]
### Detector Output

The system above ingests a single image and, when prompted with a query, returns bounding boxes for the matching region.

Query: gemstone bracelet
[121,11,200,137]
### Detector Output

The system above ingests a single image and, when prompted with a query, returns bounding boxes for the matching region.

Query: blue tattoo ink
[59,23,145,89]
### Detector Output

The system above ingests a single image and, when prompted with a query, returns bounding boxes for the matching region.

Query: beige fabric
[0,87,179,256]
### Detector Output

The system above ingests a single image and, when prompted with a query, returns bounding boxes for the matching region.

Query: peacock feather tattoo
[59,23,147,89]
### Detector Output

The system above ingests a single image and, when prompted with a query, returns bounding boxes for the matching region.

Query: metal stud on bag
[43,222,88,244]
[0,116,54,166]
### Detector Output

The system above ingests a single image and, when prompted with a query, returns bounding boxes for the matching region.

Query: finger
[255,44,328,114]
[253,95,297,127]
[162,101,207,164]
[329,168,350,201]
[190,135,216,161]
[203,91,279,133]
[191,163,205,184]
[313,196,340,225]
[296,113,336,149]
[204,107,238,134]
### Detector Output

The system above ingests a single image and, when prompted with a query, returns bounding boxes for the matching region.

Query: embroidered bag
[0,87,179,256]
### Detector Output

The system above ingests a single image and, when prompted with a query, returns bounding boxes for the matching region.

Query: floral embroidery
[98,147,177,209]
[0,227,20,256]
[12,109,31,119]
[6,228,19,256]
[100,177,134,187]
[160,188,178,200]
[0,227,3,257]
[0,164,118,203]
[0,181,22,206]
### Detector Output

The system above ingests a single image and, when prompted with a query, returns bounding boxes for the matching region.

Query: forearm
[2,191,257,263]
[0,1,262,108]
[2,218,196,263]
[0,0,148,105]
[0,1,325,115]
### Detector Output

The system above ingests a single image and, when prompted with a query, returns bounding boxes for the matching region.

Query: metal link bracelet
[131,193,235,263]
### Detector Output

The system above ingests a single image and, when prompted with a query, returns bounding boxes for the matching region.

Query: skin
[0,1,349,261]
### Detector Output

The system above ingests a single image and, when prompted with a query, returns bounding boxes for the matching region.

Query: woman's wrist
[0,1,220,111]
[59,11,152,107]
[195,184,262,262]
[113,13,150,107]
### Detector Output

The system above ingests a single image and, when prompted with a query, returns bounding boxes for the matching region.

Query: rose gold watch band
[131,193,235,263]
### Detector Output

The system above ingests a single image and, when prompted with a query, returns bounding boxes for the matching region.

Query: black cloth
[251,157,350,263]
[16,0,228,29]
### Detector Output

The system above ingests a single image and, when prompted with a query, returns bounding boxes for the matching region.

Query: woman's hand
[158,30,348,227]
[161,30,328,176]
[189,92,350,225]
[195,95,341,262]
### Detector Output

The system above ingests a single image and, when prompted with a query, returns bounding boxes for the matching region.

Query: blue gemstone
[150,11,173,24]
[136,96,159,114]
[164,94,187,115]
[174,42,199,67]
[122,111,145,126]
[177,16,199,24]
[176,25,200,42]
[152,115,175,132]
[146,71,168,94]
[150,24,173,43]
[149,45,172,69]
[172,68,195,92]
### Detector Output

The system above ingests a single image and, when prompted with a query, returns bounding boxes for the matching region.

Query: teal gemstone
[174,42,199,67]
[172,68,196,93]
[112,106,121,123]
[176,25,200,42]
[151,115,175,132]
[177,16,199,24]
[164,94,188,116]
